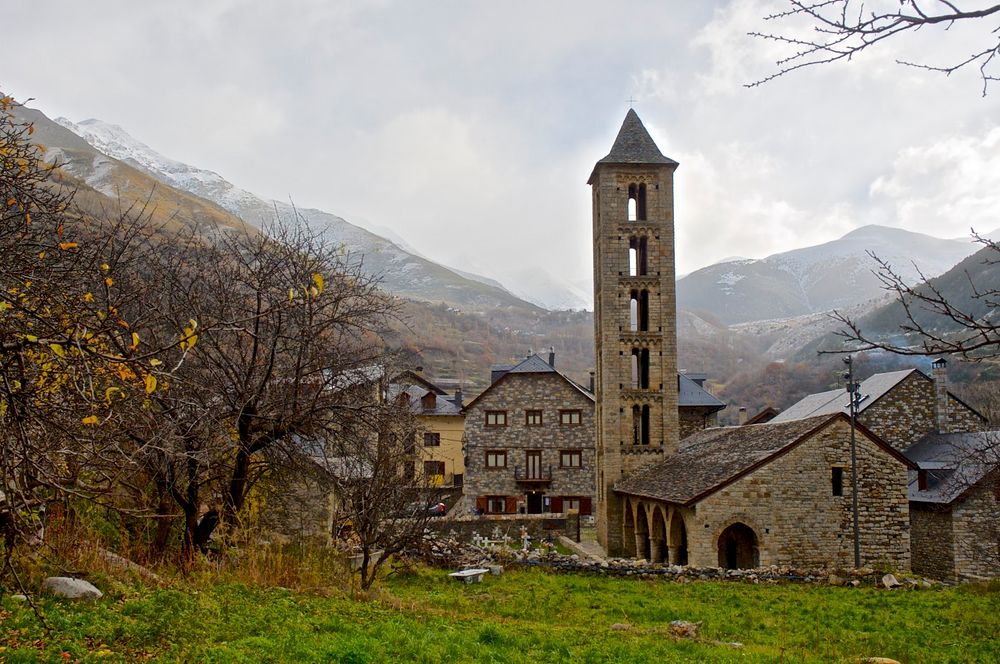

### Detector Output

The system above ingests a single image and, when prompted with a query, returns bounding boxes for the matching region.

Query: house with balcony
[462,351,597,515]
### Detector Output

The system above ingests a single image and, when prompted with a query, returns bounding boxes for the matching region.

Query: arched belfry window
[632,405,650,446]
[628,236,648,276]
[630,348,650,389]
[629,290,649,332]
[627,183,648,221]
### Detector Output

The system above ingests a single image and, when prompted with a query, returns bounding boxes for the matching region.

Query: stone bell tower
[591,110,680,555]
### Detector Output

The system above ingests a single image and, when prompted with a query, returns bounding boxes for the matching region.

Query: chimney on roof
[415,366,423,374]
[453,388,463,408]
[548,346,555,368]
[589,370,595,393]
[932,357,950,433]
[738,407,748,426]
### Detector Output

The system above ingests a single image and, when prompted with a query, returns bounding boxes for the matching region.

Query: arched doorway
[717,523,759,569]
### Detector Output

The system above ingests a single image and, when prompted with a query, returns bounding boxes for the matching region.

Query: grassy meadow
[1,565,998,663]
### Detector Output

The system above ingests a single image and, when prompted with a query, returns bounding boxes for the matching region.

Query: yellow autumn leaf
[104,277,114,287]
[49,343,65,358]
[288,288,295,302]
[58,242,78,250]
[37,251,45,260]
[104,387,123,403]
[24,334,38,343]
[144,373,157,394]
[130,332,140,349]
[82,415,98,425]
[82,292,94,302]
[149,358,163,367]
[312,273,324,294]
[100,262,110,273]
[24,212,31,225]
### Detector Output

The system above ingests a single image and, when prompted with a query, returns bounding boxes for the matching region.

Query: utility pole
[843,356,861,569]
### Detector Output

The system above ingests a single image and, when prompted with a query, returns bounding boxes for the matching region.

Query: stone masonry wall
[464,372,595,509]
[679,409,712,440]
[859,373,936,450]
[686,418,911,570]
[860,373,985,451]
[910,504,955,581]
[951,470,1000,581]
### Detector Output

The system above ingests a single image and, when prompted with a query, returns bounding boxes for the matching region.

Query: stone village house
[462,352,597,516]
[772,359,998,581]
[461,349,724,517]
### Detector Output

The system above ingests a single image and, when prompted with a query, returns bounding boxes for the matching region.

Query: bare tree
[830,234,1000,359]
[120,217,400,559]
[325,393,444,591]
[750,1,1000,95]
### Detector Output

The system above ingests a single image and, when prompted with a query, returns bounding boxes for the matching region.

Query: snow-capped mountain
[54,118,569,311]
[676,225,981,325]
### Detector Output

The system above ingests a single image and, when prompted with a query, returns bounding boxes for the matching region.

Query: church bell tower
[591,110,680,555]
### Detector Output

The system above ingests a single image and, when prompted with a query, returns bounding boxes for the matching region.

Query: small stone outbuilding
[614,413,914,570]
[906,431,1000,582]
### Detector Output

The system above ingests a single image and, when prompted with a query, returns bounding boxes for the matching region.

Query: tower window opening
[632,405,650,445]
[631,348,650,389]
[628,236,648,276]
[641,405,650,445]
[638,183,647,220]
[629,290,649,332]
[627,184,638,221]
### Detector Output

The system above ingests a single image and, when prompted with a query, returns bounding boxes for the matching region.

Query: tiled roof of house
[905,431,1000,504]
[615,414,865,505]
[770,369,918,422]
[678,373,726,410]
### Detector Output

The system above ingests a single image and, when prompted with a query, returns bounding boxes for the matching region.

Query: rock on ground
[41,577,102,601]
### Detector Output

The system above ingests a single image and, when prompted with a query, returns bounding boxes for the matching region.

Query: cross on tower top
[626,96,637,108]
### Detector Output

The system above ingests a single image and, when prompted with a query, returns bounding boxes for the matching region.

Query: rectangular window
[486,496,507,514]
[485,410,508,426]
[423,460,445,476]
[485,450,507,469]
[832,467,844,496]
[560,450,582,468]
[525,410,543,426]
[423,432,441,447]
[560,410,582,425]
[564,498,581,513]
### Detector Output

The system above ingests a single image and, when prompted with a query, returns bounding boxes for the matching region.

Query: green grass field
[1,567,997,662]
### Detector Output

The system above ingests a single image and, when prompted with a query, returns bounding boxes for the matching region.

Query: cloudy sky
[5,1,1000,306]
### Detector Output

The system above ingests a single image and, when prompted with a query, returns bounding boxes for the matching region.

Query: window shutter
[476,496,487,513]
[581,497,592,515]
[505,496,517,514]
[550,497,563,513]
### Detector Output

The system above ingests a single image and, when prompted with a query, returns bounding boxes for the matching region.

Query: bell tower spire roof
[588,109,677,183]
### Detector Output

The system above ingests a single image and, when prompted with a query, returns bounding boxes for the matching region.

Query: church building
[590,111,914,570]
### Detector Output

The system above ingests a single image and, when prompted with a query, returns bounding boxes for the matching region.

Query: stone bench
[449,568,490,584]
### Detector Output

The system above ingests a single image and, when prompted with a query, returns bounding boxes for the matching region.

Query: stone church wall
[686,418,911,570]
